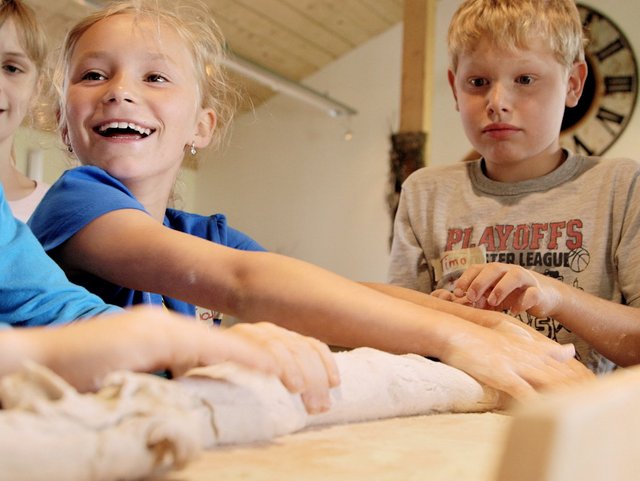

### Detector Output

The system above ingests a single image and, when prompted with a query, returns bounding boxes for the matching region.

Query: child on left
[0,0,49,222]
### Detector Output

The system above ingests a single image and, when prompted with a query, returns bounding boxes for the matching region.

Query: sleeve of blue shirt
[0,184,120,327]
[28,166,265,317]
[29,166,148,252]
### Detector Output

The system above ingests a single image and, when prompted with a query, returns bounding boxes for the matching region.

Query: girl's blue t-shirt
[29,166,265,316]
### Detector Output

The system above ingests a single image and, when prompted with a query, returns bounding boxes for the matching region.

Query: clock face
[560,4,638,156]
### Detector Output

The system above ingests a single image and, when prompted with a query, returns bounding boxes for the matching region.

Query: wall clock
[560,4,638,156]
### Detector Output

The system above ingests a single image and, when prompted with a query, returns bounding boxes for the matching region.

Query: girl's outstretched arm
[57,209,594,399]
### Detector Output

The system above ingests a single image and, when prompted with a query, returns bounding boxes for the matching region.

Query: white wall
[193,25,403,281]
[15,127,75,184]
[430,0,469,166]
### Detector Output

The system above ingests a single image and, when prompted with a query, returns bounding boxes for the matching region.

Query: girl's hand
[227,321,340,414]
[439,321,594,401]
[19,307,340,416]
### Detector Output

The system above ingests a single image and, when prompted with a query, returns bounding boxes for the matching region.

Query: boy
[388,0,640,373]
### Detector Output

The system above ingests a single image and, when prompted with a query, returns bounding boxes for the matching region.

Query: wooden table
[162,412,510,481]
[162,364,640,481]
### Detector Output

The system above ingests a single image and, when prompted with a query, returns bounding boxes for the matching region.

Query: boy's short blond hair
[448,0,586,72]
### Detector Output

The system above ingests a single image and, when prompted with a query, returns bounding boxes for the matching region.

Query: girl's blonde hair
[1,0,48,128]
[0,0,46,73]
[448,0,586,72]
[54,0,238,151]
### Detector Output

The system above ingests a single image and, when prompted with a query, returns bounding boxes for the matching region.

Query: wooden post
[389,0,436,231]
[399,0,435,135]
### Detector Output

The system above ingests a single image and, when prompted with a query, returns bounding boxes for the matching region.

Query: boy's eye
[516,75,534,85]
[81,71,106,81]
[468,78,488,88]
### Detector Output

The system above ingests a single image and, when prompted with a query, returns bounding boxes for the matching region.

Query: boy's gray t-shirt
[388,152,640,373]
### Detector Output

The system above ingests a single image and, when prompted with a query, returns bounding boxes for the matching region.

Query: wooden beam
[399,0,436,134]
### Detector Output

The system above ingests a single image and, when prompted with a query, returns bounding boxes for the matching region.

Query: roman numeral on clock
[596,38,625,62]
[571,135,594,157]
[604,76,635,94]
[596,107,625,136]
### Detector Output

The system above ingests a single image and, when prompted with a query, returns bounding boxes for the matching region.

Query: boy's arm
[551,281,640,367]
[453,264,640,366]
[363,281,521,328]
[361,281,590,360]
[56,208,593,399]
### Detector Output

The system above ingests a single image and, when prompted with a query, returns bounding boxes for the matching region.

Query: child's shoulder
[568,155,640,195]
[403,161,475,188]
[165,208,228,233]
[576,154,640,177]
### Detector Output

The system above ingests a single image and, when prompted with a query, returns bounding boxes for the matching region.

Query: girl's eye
[516,75,534,85]
[3,64,24,74]
[81,71,106,81]
[146,73,168,83]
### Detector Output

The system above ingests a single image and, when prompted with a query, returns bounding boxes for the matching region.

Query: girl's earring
[190,142,197,156]
[63,132,73,153]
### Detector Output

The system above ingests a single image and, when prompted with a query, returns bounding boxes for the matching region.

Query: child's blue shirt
[29,166,265,317]
[0,183,119,327]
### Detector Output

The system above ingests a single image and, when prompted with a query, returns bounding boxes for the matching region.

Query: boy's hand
[452,263,563,317]
[431,288,479,307]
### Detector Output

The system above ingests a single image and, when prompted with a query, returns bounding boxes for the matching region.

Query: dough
[0,348,502,480]
[0,362,212,481]
[178,347,503,445]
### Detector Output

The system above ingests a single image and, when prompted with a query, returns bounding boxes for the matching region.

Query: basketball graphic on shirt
[568,248,590,273]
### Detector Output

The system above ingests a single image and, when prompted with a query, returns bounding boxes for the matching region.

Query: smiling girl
[28,0,592,400]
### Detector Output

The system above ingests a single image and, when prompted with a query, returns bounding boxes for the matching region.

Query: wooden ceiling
[26,0,403,110]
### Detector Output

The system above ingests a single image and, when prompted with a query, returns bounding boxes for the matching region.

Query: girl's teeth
[98,122,151,136]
